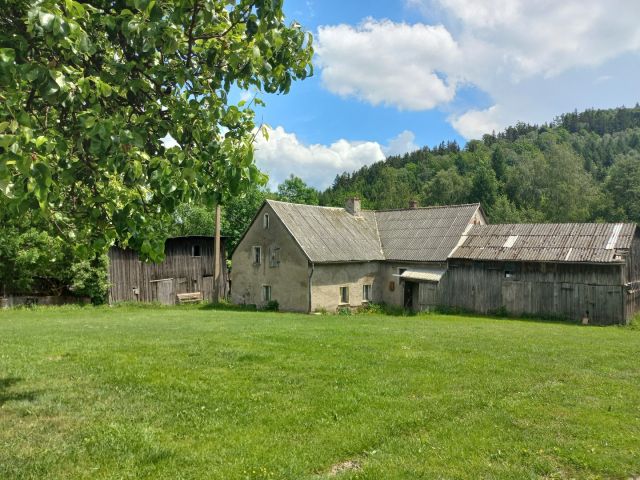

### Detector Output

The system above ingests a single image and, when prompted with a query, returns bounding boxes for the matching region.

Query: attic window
[263,213,270,229]
[192,245,201,257]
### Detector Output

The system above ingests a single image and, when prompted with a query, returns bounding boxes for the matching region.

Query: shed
[108,236,229,305]
[446,223,640,324]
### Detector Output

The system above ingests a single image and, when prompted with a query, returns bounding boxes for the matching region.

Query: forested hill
[320,106,640,224]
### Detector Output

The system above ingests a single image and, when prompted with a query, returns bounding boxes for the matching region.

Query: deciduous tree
[0,0,313,259]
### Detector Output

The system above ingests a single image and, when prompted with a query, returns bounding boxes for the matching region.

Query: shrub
[264,300,279,312]
[357,303,385,314]
[69,254,110,305]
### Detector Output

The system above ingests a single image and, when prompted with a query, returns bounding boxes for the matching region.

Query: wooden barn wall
[438,260,627,325]
[625,232,640,283]
[108,238,229,304]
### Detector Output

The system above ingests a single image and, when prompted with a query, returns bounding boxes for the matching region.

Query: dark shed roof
[451,223,636,263]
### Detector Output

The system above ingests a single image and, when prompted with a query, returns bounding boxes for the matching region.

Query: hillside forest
[2,106,640,301]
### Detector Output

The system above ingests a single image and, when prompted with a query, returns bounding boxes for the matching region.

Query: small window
[339,286,349,304]
[504,263,518,280]
[262,285,271,302]
[253,246,262,265]
[192,245,201,257]
[263,213,270,229]
[269,246,280,268]
[363,284,372,302]
[398,268,407,275]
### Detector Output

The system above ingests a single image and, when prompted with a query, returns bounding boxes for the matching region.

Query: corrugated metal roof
[451,223,636,263]
[375,204,481,262]
[267,200,384,262]
[400,268,447,282]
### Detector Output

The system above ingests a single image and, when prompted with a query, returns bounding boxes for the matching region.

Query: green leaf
[0,48,15,64]
[0,135,16,149]
[39,11,55,31]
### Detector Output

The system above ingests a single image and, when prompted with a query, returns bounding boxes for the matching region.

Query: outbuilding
[108,236,229,305]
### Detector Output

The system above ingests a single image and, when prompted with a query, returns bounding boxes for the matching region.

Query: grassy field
[0,306,639,479]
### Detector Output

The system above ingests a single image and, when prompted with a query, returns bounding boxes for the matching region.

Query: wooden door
[202,276,214,303]
[419,283,438,310]
[403,282,414,310]
[153,279,175,305]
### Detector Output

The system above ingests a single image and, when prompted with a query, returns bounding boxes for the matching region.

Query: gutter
[308,261,315,313]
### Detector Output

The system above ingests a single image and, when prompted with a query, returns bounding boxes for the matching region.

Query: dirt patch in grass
[328,459,361,477]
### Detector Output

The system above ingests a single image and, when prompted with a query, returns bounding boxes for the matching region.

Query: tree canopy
[0,0,313,259]
[321,106,640,225]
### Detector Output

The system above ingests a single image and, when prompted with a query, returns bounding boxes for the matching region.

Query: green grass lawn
[0,306,639,479]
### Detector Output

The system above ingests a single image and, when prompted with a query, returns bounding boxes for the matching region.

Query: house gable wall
[231,203,310,312]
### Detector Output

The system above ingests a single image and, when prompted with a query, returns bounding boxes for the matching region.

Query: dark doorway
[403,281,415,310]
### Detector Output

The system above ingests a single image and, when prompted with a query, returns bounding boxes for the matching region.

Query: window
[262,285,272,302]
[263,213,270,229]
[398,268,407,275]
[253,246,262,265]
[269,246,280,267]
[363,284,372,302]
[339,286,349,304]
[192,244,201,257]
[504,263,518,280]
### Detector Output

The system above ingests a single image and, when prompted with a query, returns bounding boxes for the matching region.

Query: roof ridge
[374,203,480,213]
[472,222,636,228]
[266,199,344,210]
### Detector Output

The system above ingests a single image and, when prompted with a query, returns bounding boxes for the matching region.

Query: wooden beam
[214,204,221,302]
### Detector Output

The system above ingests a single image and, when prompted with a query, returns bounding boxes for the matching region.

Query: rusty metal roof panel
[450,223,636,263]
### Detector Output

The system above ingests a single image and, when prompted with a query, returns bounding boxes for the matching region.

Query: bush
[264,300,279,312]
[69,254,110,305]
[357,303,385,314]
[337,306,352,316]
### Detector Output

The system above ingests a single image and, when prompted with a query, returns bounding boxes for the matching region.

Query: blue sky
[249,0,640,189]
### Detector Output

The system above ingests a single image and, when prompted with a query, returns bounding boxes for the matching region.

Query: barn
[442,223,640,324]
[108,236,229,305]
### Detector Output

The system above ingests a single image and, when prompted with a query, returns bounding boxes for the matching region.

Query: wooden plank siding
[108,237,229,305]
[433,260,628,325]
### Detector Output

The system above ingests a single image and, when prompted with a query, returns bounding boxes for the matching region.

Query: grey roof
[267,200,481,263]
[375,204,482,262]
[451,223,636,263]
[267,200,384,263]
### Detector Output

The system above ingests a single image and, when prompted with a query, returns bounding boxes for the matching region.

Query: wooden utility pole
[213,204,221,303]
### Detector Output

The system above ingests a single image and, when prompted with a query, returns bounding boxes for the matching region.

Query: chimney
[345,197,361,216]
[409,199,419,209]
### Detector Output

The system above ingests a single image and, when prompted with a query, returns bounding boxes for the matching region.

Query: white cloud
[316,1,640,138]
[449,106,502,140]
[316,20,460,110]
[253,127,418,189]
[383,130,419,156]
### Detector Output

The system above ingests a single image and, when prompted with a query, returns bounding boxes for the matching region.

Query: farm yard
[1,306,639,479]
